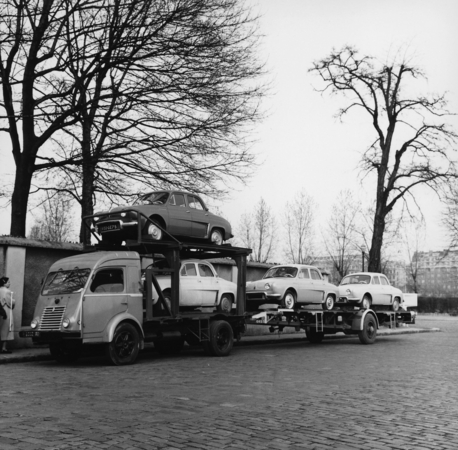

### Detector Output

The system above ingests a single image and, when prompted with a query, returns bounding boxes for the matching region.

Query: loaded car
[246,264,339,310]
[151,260,236,313]
[337,272,404,311]
[92,191,233,245]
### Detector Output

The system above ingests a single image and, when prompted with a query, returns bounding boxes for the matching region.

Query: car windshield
[42,268,91,295]
[135,192,169,206]
[340,274,371,285]
[263,266,298,279]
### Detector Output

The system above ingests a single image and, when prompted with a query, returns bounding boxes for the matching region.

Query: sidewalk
[0,324,440,364]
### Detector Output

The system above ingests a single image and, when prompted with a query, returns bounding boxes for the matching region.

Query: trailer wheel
[305,327,324,344]
[322,294,335,311]
[206,320,233,356]
[282,290,296,309]
[392,298,400,312]
[49,342,82,363]
[358,314,377,345]
[218,294,233,313]
[106,323,140,365]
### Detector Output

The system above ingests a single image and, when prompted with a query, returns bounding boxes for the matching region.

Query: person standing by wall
[0,276,15,353]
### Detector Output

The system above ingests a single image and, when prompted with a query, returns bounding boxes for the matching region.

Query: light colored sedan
[153,260,236,313]
[337,272,404,311]
[246,264,339,310]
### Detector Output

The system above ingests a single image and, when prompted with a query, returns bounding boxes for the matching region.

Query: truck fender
[351,310,379,331]
[104,312,145,347]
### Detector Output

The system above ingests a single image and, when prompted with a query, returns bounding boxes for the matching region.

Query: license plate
[21,331,41,337]
[98,223,120,233]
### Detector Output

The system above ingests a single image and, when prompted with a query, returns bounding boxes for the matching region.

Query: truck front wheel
[106,323,140,365]
[205,320,233,356]
[358,314,377,345]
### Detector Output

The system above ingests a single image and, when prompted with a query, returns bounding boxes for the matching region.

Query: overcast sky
[218,0,458,257]
[1,0,457,257]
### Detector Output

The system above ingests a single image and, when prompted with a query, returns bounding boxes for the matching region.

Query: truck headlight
[62,318,71,329]
[31,318,39,329]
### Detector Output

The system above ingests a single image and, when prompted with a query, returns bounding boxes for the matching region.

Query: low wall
[418,296,458,315]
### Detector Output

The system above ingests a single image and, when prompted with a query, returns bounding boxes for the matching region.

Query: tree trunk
[368,214,386,272]
[10,166,33,237]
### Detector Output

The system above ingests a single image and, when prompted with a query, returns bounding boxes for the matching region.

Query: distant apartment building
[412,249,458,297]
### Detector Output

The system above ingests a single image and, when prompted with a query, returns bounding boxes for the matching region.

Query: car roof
[141,190,201,197]
[344,272,386,277]
[268,264,318,269]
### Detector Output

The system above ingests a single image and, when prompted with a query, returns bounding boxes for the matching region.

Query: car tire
[210,228,224,245]
[282,290,296,309]
[161,291,172,315]
[358,313,377,345]
[146,220,163,241]
[322,294,335,311]
[206,320,233,357]
[361,295,371,310]
[218,294,233,313]
[305,327,324,343]
[392,297,400,312]
[106,323,141,366]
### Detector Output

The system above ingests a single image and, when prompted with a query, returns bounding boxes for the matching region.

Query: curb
[0,327,440,364]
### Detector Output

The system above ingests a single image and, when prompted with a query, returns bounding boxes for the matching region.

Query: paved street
[1,315,457,450]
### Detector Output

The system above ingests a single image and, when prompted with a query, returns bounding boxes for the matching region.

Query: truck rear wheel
[358,314,377,345]
[106,323,140,365]
[205,320,233,356]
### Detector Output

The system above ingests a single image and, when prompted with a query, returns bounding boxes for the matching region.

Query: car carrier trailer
[246,307,415,344]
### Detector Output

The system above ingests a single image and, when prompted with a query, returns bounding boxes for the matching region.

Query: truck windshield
[263,266,298,279]
[42,268,91,295]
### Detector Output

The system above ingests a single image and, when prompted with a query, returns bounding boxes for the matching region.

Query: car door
[379,276,394,305]
[166,193,194,237]
[296,268,316,303]
[179,263,202,307]
[197,263,219,306]
[309,268,326,303]
[82,267,128,337]
[187,195,210,238]
[370,276,384,304]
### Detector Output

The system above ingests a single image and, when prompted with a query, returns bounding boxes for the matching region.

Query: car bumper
[19,329,81,343]
[337,297,361,303]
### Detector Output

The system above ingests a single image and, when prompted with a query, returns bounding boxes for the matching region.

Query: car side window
[298,269,310,279]
[310,269,321,280]
[380,277,389,286]
[198,264,214,277]
[169,194,186,207]
[182,263,197,276]
[372,276,380,285]
[90,268,124,293]
[188,196,205,210]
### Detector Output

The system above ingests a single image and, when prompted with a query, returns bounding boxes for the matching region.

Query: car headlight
[62,318,71,329]
[345,289,352,296]
[264,283,271,290]
[31,318,39,329]
[93,217,100,222]
[121,212,126,217]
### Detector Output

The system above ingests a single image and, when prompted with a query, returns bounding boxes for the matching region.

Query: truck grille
[39,306,66,331]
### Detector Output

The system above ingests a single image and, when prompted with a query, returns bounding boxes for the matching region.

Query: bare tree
[28,192,75,242]
[237,198,276,262]
[1,0,265,241]
[284,190,315,264]
[310,46,458,272]
[403,218,426,293]
[323,190,361,282]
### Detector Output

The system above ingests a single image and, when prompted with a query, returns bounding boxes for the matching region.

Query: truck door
[82,267,128,335]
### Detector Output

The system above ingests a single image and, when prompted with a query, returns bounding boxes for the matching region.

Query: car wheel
[218,294,233,313]
[206,320,234,356]
[106,323,140,365]
[361,295,371,310]
[305,327,324,343]
[322,294,335,311]
[210,229,223,245]
[358,313,377,345]
[282,290,296,309]
[49,342,82,363]
[147,220,163,240]
[161,291,172,315]
[392,297,400,312]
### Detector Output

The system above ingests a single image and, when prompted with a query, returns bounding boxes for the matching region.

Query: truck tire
[305,327,324,344]
[106,323,140,365]
[49,342,82,363]
[358,314,377,345]
[206,320,233,357]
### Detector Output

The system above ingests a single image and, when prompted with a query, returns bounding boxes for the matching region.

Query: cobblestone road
[1,315,457,450]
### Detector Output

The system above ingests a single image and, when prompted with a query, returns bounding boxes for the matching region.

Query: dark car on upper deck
[91,191,233,245]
